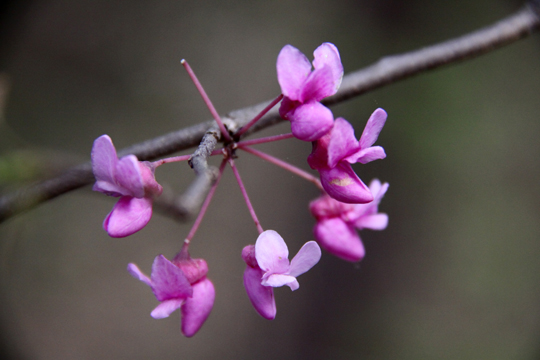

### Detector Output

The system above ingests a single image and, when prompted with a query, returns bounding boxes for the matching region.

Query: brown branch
[0,2,539,223]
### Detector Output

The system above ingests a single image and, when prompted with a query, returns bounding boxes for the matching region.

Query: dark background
[1,0,540,359]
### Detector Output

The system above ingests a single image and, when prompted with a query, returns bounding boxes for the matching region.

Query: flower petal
[116,155,145,198]
[289,241,321,278]
[103,196,153,238]
[327,117,361,168]
[355,213,388,230]
[181,278,215,337]
[127,263,152,287]
[312,42,343,92]
[276,45,311,101]
[255,230,290,274]
[359,108,387,150]
[346,146,386,164]
[262,273,297,288]
[150,299,183,319]
[300,64,336,102]
[150,255,193,302]
[319,162,373,204]
[288,101,334,141]
[314,218,365,262]
[243,266,276,320]
[91,135,118,184]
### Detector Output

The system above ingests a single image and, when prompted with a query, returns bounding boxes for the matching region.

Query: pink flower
[91,135,163,237]
[242,230,321,319]
[307,109,387,204]
[309,179,389,262]
[127,249,215,337]
[277,43,343,141]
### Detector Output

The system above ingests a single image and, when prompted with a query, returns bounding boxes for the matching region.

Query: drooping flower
[127,248,215,337]
[307,109,387,204]
[242,230,321,319]
[91,134,163,237]
[277,43,343,141]
[309,179,389,262]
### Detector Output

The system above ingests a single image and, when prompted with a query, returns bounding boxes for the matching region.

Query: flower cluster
[89,42,389,336]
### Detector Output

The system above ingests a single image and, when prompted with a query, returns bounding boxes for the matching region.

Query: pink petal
[307,131,332,170]
[300,65,337,102]
[359,108,387,150]
[255,230,290,274]
[288,101,334,141]
[150,299,183,319]
[262,274,297,288]
[355,213,388,230]
[314,218,365,262]
[103,196,154,238]
[127,263,152,287]
[138,161,163,197]
[91,135,118,184]
[276,45,312,101]
[116,155,145,198]
[309,194,355,220]
[327,118,361,168]
[243,266,276,320]
[312,42,343,91]
[181,278,215,337]
[289,241,321,278]
[150,255,193,302]
[319,163,373,204]
[287,279,299,291]
[346,146,386,164]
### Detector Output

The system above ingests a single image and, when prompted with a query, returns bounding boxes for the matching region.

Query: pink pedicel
[91,135,163,237]
[128,247,215,337]
[309,179,389,262]
[242,230,321,319]
[307,109,387,204]
[277,43,343,141]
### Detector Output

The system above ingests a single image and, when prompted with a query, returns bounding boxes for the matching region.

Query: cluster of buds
[90,42,389,336]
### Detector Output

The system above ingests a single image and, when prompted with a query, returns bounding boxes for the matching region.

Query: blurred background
[1,0,540,359]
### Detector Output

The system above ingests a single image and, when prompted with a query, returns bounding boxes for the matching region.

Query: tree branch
[0,2,538,223]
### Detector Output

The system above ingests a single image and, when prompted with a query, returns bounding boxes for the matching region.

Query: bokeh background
[1,0,540,359]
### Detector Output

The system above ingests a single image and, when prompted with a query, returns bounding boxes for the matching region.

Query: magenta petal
[91,135,118,184]
[116,155,145,198]
[150,255,193,302]
[151,299,183,319]
[262,274,297,288]
[359,108,387,149]
[312,42,343,91]
[319,163,373,204]
[300,65,336,102]
[255,230,290,274]
[181,278,215,337]
[327,117,361,168]
[289,241,321,278]
[103,196,153,237]
[314,218,365,262]
[355,213,389,230]
[127,263,152,287]
[347,146,386,164]
[288,101,334,141]
[243,266,276,320]
[276,45,311,101]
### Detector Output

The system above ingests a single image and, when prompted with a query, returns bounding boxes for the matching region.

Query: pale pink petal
[276,45,311,101]
[349,180,389,219]
[92,180,126,197]
[150,255,193,302]
[243,266,276,320]
[312,42,343,91]
[255,230,290,274]
[346,146,386,164]
[355,213,388,230]
[181,278,215,337]
[327,118,361,168]
[359,108,387,149]
[319,163,373,204]
[91,135,118,184]
[286,279,299,291]
[116,155,145,198]
[262,273,297,288]
[314,218,365,262]
[127,263,152,287]
[300,65,337,102]
[103,196,153,238]
[289,241,321,278]
[138,162,163,197]
[150,299,183,319]
[288,101,334,141]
